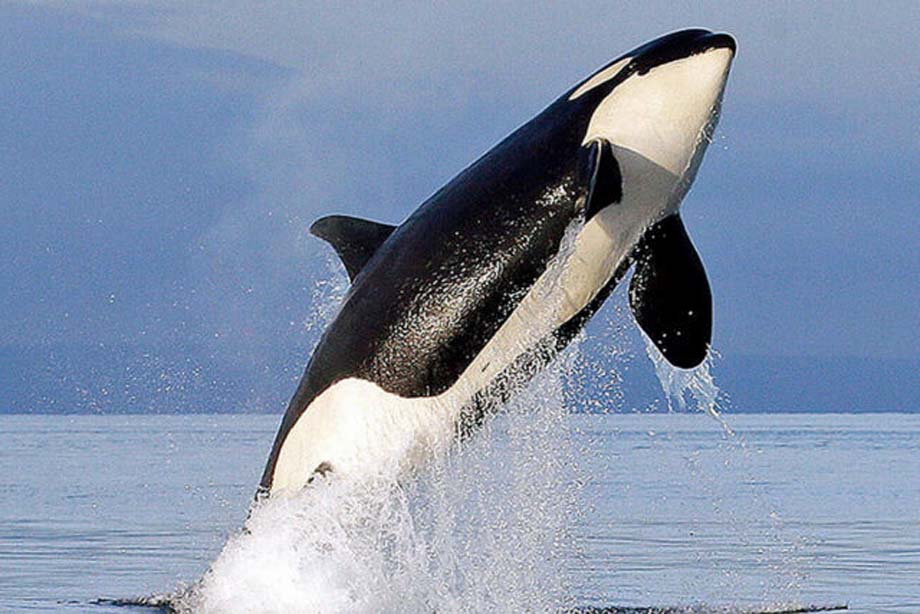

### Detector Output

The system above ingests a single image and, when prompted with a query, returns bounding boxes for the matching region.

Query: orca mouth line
[695,32,737,55]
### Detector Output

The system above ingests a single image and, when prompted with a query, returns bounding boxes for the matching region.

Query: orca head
[569,29,736,220]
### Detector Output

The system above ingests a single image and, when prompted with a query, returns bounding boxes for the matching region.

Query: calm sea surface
[0,413,917,613]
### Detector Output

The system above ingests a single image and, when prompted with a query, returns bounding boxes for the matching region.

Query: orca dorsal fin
[310,215,397,281]
[629,214,712,369]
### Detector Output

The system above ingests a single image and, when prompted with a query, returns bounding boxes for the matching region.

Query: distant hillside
[0,344,916,414]
[713,355,918,413]
[0,344,301,415]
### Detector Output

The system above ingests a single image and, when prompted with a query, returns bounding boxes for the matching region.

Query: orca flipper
[628,214,712,369]
[581,139,623,221]
[310,215,396,281]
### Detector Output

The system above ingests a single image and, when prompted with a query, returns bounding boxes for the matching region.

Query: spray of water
[169,347,581,614]
[642,336,733,437]
[146,207,812,613]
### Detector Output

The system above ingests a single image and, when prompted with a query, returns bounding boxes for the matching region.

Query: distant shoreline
[2,345,917,414]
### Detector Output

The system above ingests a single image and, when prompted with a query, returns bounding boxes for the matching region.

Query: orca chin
[259,29,736,495]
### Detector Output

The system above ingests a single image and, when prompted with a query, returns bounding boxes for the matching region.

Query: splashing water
[188,478,428,613]
[171,347,582,614]
[643,336,734,436]
[157,210,811,613]
[162,189,592,614]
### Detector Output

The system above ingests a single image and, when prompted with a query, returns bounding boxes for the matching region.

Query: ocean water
[1,410,918,613]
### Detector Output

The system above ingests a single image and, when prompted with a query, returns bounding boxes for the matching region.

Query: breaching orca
[260,29,736,495]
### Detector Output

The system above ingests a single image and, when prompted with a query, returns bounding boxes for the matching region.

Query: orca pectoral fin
[628,214,712,369]
[310,215,397,281]
[579,139,623,221]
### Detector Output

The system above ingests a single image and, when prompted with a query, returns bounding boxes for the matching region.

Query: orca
[260,29,736,495]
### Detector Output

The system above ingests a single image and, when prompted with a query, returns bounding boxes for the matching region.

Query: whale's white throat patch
[583,48,732,178]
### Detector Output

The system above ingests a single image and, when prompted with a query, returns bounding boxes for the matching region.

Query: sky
[1,2,917,411]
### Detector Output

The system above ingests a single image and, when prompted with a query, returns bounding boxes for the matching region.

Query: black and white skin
[259,29,736,496]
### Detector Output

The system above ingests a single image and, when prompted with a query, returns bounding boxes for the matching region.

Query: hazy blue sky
[1,2,917,393]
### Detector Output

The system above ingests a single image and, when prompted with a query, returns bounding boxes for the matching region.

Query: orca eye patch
[569,56,632,100]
